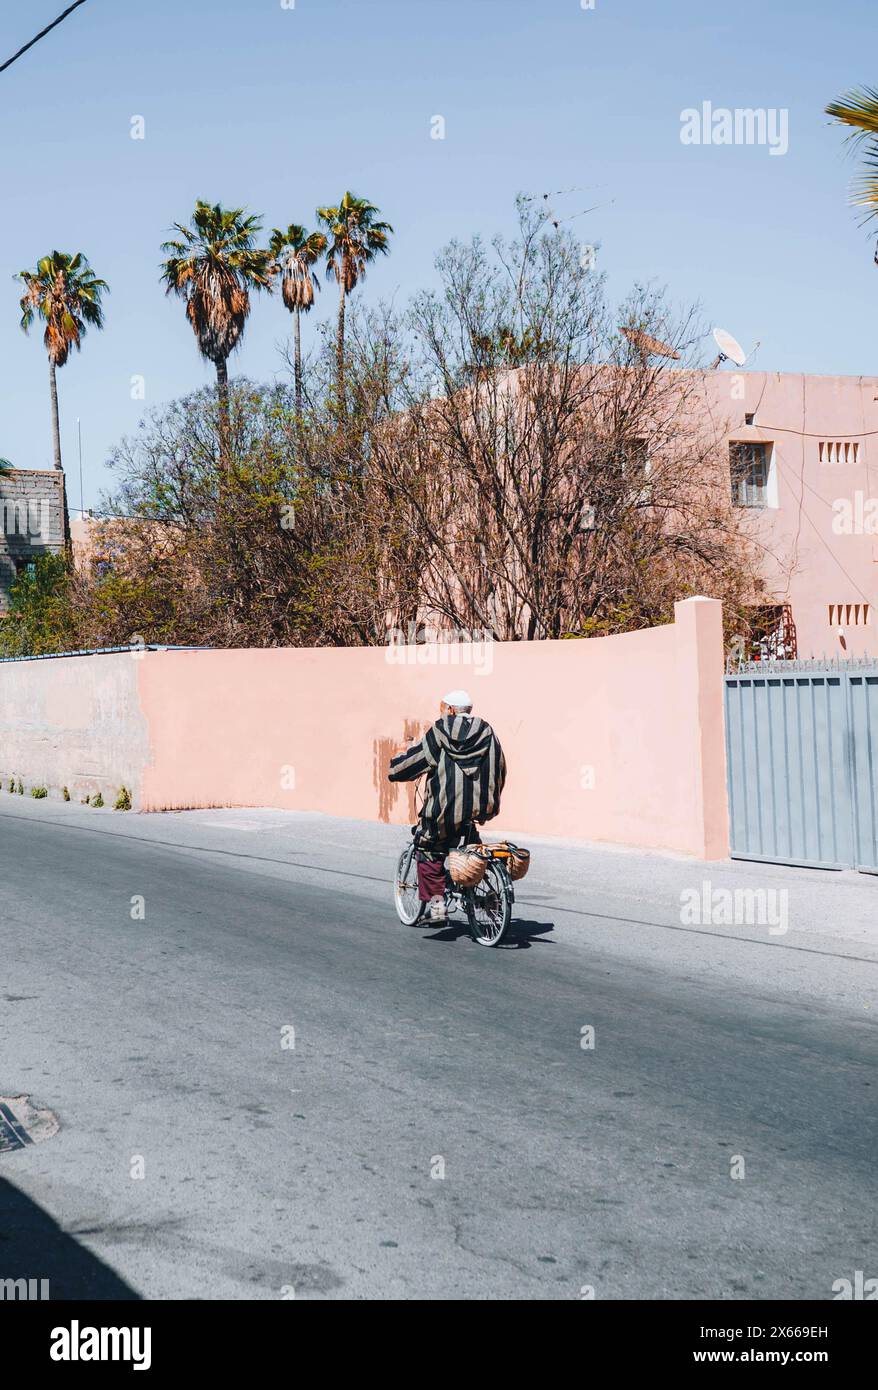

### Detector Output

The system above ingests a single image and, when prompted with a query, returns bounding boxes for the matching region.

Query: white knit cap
[443,689,473,709]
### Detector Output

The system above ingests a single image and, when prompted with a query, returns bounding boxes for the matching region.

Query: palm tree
[316,193,392,408]
[269,224,327,416]
[17,252,108,472]
[161,201,273,458]
[825,86,878,263]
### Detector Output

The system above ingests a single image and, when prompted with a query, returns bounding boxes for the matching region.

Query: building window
[618,437,648,477]
[730,442,770,507]
[743,604,797,660]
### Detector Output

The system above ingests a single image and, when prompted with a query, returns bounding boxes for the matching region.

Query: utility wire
[0,1,89,76]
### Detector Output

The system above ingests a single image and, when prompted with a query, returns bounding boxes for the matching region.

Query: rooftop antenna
[620,325,681,363]
[710,326,760,370]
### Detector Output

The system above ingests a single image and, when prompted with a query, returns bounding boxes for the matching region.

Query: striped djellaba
[388,714,507,848]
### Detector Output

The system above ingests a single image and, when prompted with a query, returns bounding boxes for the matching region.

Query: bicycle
[393,827,514,947]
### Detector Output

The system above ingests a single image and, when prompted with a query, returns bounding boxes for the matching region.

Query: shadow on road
[0,1175,141,1300]
[505,917,555,948]
[424,916,555,949]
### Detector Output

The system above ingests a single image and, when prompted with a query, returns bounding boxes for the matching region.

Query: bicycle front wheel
[465,860,512,946]
[394,843,425,926]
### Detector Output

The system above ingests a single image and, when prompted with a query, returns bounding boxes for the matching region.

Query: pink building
[697,369,878,659]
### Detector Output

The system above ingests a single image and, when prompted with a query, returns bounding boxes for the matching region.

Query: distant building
[0,468,68,611]
[695,371,878,659]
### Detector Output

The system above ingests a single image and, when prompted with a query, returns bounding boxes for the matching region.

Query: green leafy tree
[316,193,392,409]
[17,252,108,471]
[0,554,76,657]
[161,202,273,458]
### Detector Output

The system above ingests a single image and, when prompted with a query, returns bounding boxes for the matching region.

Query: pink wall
[135,597,729,859]
[698,371,878,658]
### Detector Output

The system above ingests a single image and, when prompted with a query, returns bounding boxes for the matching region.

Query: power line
[747,423,878,439]
[0,1,89,76]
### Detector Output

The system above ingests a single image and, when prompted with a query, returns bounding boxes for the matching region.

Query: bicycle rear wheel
[465,860,512,946]
[394,843,425,925]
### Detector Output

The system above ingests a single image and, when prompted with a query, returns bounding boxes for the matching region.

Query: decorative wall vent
[828,603,871,626]
[819,440,860,465]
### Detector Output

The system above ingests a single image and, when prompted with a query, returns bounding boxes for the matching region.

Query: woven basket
[447,847,488,887]
[506,845,530,881]
[485,841,531,881]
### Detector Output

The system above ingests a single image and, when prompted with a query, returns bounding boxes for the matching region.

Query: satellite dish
[620,326,681,361]
[711,327,755,369]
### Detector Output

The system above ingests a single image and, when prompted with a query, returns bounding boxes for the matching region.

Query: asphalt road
[1,802,876,1300]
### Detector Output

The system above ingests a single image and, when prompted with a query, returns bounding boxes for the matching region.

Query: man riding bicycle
[388,688,507,923]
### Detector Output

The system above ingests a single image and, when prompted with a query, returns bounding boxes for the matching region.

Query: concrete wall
[0,598,730,858]
[0,651,149,804]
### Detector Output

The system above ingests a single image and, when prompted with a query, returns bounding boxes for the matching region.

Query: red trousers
[416,854,448,902]
[416,824,481,901]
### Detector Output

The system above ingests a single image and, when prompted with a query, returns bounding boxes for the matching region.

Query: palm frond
[826,86,878,141]
[160,201,272,363]
[15,249,108,364]
[827,86,878,224]
[317,193,393,293]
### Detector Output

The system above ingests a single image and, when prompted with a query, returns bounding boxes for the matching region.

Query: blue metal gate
[848,672,878,873]
[724,663,878,872]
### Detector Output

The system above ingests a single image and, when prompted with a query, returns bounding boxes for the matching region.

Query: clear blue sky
[0,0,874,507]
